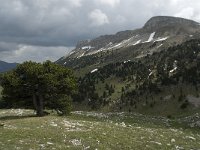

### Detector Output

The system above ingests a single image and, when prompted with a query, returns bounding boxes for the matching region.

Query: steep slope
[57,16,200,116]
[143,16,200,30]
[73,39,200,116]
[0,60,18,72]
[57,16,200,70]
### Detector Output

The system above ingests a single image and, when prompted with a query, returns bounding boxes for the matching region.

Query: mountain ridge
[0,60,18,72]
[57,16,200,68]
[143,16,199,30]
[55,16,200,115]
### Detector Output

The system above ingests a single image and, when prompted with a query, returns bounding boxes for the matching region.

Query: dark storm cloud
[0,0,200,62]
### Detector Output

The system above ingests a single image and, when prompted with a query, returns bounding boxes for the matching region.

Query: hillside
[71,39,200,116]
[0,60,18,72]
[56,16,200,116]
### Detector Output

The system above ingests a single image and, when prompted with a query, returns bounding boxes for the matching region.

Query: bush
[55,95,72,115]
[180,100,189,109]
[167,115,173,119]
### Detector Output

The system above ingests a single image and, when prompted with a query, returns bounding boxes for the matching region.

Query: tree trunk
[32,93,44,117]
[38,94,44,117]
[32,93,39,115]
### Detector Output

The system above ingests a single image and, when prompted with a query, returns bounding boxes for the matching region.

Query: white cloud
[114,15,127,24]
[68,0,83,7]
[98,0,120,7]
[175,7,195,19]
[89,9,109,26]
[0,44,73,63]
[169,0,183,6]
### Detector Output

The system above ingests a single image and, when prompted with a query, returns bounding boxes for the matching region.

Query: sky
[0,0,200,63]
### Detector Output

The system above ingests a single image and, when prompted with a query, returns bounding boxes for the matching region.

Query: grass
[0,109,200,149]
[94,79,200,117]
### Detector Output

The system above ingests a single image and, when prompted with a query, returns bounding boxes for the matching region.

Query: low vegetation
[0,109,200,149]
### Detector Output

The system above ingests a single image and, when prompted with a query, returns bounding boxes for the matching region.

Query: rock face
[75,30,134,49]
[76,40,91,48]
[143,16,199,30]
[58,16,200,64]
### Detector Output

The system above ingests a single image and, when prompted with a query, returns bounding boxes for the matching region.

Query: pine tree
[1,61,77,116]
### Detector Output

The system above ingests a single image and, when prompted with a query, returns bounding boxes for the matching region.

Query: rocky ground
[0,109,200,149]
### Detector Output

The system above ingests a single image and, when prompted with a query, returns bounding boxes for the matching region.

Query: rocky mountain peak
[143,16,199,30]
[59,16,200,61]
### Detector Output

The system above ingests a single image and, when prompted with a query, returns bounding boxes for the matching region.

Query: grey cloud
[0,0,200,62]
[0,42,19,52]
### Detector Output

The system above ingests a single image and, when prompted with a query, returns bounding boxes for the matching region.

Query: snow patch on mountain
[143,32,156,43]
[154,37,168,42]
[157,44,163,48]
[77,52,85,58]
[124,60,131,63]
[113,43,122,48]
[169,60,178,73]
[133,40,141,45]
[148,72,153,78]
[69,51,76,55]
[81,46,92,50]
[169,67,177,73]
[91,68,98,73]
[148,32,156,42]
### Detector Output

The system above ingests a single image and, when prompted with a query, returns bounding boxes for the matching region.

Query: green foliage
[88,92,101,110]
[53,95,72,115]
[71,39,200,112]
[0,61,77,116]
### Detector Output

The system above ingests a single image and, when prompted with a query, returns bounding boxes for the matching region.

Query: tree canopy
[0,61,77,116]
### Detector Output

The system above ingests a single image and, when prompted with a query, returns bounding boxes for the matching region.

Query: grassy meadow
[0,109,200,150]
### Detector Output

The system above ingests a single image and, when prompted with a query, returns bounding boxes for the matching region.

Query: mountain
[57,16,200,67]
[0,60,18,72]
[57,16,200,116]
[143,16,200,31]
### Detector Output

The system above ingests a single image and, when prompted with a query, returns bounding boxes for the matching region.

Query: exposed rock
[143,16,199,30]
[58,16,200,64]
[186,95,200,107]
